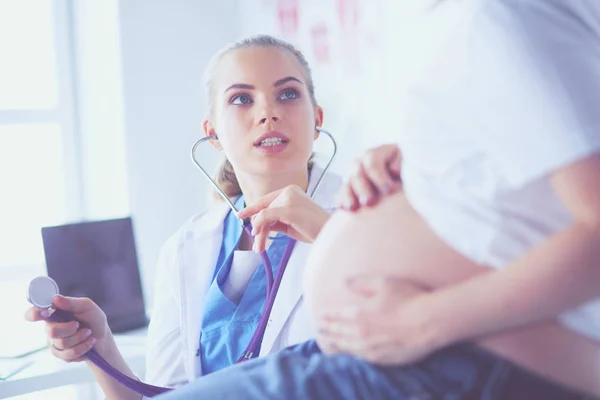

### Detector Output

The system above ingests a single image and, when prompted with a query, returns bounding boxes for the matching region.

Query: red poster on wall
[311,22,330,64]
[277,0,299,36]
[337,0,359,31]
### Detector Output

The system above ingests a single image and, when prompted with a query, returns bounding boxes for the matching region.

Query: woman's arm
[317,153,600,370]
[320,154,600,362]
[420,154,600,349]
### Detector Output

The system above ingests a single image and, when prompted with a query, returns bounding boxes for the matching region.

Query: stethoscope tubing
[190,126,337,216]
[30,128,337,397]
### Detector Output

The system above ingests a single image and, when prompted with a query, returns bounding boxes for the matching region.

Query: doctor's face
[204,47,323,177]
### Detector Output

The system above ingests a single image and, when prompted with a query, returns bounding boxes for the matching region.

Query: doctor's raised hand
[240,144,402,253]
[24,295,111,361]
[237,185,330,253]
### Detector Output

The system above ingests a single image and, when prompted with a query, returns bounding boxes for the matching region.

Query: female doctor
[24,34,341,399]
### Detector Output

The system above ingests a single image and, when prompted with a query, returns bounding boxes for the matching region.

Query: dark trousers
[158,340,594,400]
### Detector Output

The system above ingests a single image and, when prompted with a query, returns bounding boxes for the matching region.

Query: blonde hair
[203,34,319,202]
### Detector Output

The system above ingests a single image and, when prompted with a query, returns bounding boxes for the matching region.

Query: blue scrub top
[199,196,289,374]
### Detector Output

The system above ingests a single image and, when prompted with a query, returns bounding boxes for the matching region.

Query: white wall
[116,0,241,308]
[237,0,477,158]
[75,0,472,313]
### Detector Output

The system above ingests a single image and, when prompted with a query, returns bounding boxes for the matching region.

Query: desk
[0,330,147,399]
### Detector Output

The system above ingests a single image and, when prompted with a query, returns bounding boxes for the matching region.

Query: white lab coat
[144,167,341,388]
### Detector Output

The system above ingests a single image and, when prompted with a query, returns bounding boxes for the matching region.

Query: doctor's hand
[24,295,112,362]
[316,276,441,366]
[237,185,331,253]
[338,144,402,211]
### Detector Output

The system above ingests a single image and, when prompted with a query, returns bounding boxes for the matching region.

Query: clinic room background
[0,1,464,398]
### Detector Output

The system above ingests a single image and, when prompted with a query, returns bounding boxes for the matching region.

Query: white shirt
[399,0,600,341]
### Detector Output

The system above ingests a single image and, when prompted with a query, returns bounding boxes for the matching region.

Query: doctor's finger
[51,336,96,362]
[253,230,269,253]
[251,208,293,236]
[46,320,80,339]
[51,328,93,351]
[237,190,283,219]
[24,307,47,322]
[52,295,96,314]
[253,208,315,243]
[250,212,278,236]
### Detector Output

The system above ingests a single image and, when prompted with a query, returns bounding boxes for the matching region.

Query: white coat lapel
[180,202,230,380]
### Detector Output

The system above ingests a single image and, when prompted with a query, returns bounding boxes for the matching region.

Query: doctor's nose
[258,115,279,125]
[256,102,280,125]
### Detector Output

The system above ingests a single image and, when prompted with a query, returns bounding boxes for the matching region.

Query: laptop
[41,217,148,333]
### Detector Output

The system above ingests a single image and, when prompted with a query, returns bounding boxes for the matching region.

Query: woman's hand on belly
[316,275,441,366]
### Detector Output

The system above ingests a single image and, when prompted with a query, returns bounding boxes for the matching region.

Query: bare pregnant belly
[304,192,600,397]
[304,192,481,311]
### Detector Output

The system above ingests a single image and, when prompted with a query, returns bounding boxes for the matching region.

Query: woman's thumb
[52,295,92,313]
[387,155,401,178]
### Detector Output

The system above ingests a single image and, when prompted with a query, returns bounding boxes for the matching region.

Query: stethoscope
[191,127,337,223]
[27,127,337,397]
[27,276,172,397]
[191,126,336,362]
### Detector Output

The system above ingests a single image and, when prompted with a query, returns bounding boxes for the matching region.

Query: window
[0,0,80,278]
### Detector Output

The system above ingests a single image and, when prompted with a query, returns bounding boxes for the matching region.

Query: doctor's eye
[279,88,299,101]
[230,93,253,105]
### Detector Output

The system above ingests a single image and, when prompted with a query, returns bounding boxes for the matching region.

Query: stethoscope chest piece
[27,276,59,309]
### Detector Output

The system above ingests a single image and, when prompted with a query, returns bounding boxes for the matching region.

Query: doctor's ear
[203,119,223,150]
[210,136,223,150]
[314,106,324,140]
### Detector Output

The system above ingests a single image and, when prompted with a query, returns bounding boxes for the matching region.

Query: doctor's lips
[254,131,290,153]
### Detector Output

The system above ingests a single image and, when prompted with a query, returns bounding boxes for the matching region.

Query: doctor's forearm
[423,222,600,348]
[86,335,143,400]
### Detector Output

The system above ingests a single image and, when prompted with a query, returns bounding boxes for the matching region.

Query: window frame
[0,0,82,279]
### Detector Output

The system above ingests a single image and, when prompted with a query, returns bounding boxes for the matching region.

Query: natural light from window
[0,0,75,275]
[0,124,67,268]
[0,0,58,110]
